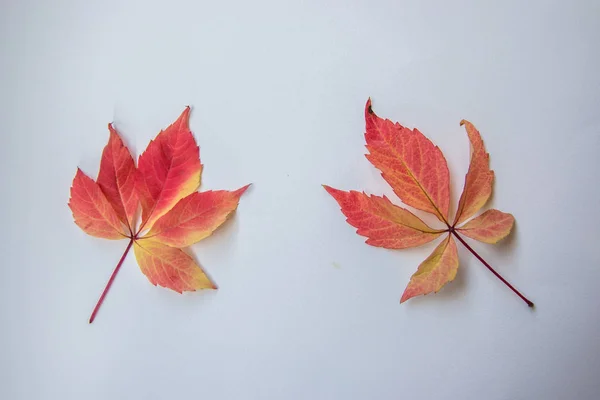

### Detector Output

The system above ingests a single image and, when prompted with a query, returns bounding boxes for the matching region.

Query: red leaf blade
[69,169,128,239]
[323,185,443,249]
[147,185,250,247]
[364,99,451,223]
[136,107,202,232]
[97,124,138,232]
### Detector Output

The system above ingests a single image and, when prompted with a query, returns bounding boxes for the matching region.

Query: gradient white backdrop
[1,1,600,399]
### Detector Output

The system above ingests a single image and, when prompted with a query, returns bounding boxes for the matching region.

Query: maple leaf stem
[88,238,134,323]
[450,230,534,308]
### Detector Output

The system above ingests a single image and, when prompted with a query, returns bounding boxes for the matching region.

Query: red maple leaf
[69,108,250,322]
[324,99,533,306]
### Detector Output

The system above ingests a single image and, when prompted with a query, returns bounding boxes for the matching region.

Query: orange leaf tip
[366,98,373,114]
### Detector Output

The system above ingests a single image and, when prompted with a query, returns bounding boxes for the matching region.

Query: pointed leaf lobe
[457,209,514,244]
[364,99,451,223]
[97,124,138,232]
[137,107,202,232]
[148,185,250,247]
[69,169,127,239]
[133,238,216,293]
[400,235,459,303]
[323,185,443,249]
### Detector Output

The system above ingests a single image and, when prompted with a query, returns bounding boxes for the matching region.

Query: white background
[1,0,599,399]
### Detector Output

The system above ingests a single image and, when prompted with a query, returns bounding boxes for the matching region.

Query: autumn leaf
[69,107,250,323]
[324,99,532,307]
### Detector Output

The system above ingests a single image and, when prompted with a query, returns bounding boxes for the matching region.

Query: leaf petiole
[88,238,134,323]
[449,228,534,307]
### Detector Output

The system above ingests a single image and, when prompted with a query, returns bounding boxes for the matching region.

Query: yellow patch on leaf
[136,107,202,232]
[458,209,515,244]
[133,238,215,293]
[400,236,458,303]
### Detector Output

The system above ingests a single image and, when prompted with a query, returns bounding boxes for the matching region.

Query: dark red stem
[450,229,534,307]
[88,238,134,323]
